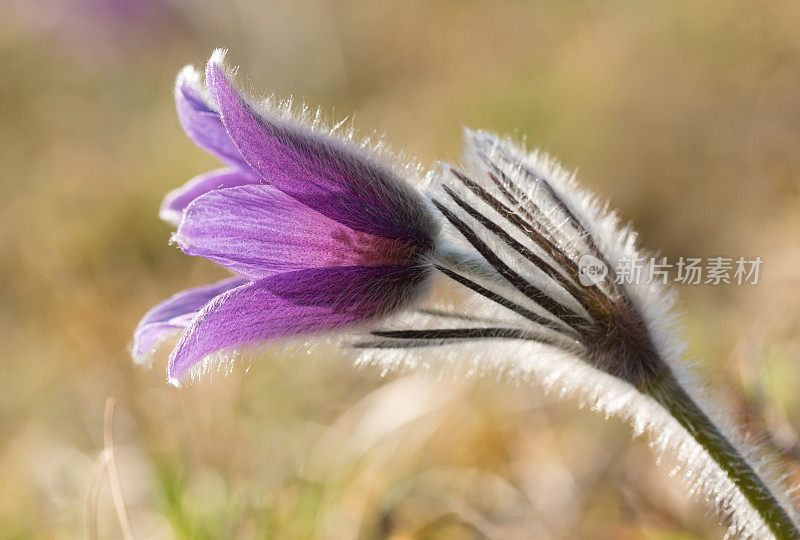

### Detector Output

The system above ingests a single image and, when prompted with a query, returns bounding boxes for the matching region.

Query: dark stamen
[433,199,585,326]
[482,150,617,285]
[373,328,531,340]
[451,166,582,283]
[467,162,617,309]
[354,327,565,349]
[441,183,595,315]
[433,264,578,338]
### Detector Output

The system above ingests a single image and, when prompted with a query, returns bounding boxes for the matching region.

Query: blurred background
[2,0,800,538]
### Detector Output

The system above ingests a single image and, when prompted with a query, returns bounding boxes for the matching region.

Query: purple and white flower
[133,50,438,385]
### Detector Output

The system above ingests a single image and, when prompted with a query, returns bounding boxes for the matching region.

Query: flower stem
[648,373,800,540]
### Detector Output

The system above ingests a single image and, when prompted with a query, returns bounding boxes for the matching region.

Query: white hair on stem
[353,320,791,538]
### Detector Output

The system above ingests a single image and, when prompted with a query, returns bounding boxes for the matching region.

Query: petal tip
[209,47,228,67]
[175,65,207,113]
[204,49,238,111]
[176,64,202,91]
[129,339,150,365]
[130,323,154,362]
[159,206,181,227]
[206,48,231,84]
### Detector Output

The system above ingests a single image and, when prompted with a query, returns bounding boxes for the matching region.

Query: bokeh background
[2,0,800,538]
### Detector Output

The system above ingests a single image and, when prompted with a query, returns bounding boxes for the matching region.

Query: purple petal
[175,66,250,170]
[174,184,421,280]
[132,276,247,360]
[204,52,437,249]
[160,168,261,225]
[168,265,429,383]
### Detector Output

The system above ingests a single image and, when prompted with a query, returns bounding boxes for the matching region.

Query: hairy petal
[175,66,250,170]
[160,168,262,225]
[132,276,247,360]
[204,51,437,249]
[174,185,421,280]
[168,265,430,383]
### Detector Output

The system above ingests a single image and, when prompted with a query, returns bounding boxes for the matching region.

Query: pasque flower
[133,50,438,384]
[134,50,799,538]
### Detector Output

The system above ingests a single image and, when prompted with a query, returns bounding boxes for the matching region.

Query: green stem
[648,373,800,540]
